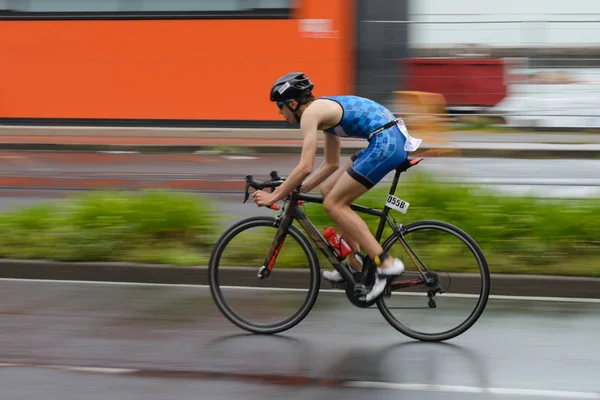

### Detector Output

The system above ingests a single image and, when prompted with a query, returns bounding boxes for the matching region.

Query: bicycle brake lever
[243,174,254,203]
[243,183,250,203]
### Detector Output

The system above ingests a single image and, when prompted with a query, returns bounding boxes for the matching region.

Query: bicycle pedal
[353,284,370,298]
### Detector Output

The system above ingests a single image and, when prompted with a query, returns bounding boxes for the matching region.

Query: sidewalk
[0,125,598,158]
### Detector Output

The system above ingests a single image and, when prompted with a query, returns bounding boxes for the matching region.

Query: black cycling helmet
[270,72,314,103]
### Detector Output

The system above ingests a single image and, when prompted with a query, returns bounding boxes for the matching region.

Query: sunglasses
[277,100,291,109]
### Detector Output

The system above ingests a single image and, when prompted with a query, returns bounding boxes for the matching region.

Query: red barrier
[403,58,507,107]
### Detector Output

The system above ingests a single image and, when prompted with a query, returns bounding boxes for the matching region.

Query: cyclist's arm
[268,109,319,203]
[300,133,340,193]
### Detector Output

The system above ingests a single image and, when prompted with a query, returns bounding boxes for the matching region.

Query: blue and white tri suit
[320,95,419,189]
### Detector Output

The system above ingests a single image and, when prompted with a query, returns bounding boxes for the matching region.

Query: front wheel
[377,220,490,342]
[209,216,321,334]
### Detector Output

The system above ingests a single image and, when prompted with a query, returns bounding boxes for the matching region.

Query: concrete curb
[1,259,599,299]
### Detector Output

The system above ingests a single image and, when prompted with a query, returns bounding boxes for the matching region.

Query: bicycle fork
[259,205,359,285]
[257,214,293,279]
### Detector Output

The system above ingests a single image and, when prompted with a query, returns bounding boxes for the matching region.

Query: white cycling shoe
[322,253,363,282]
[362,258,405,302]
[322,266,352,282]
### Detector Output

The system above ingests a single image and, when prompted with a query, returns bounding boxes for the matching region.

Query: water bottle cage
[325,241,339,258]
[329,240,346,260]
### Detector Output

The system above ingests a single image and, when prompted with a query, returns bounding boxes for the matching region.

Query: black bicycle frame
[261,165,415,287]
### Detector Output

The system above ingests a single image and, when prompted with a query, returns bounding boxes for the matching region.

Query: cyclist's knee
[322,196,338,216]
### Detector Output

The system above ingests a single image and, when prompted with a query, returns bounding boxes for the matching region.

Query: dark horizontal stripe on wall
[0,8,291,21]
[0,118,296,129]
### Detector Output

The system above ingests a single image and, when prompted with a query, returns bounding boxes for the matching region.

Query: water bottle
[323,226,352,260]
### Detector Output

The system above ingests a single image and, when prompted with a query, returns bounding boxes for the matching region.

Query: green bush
[0,191,219,265]
[298,172,600,276]
[0,176,597,277]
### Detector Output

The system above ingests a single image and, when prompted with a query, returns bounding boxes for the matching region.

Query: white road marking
[346,381,600,398]
[221,156,258,160]
[52,366,138,374]
[0,361,597,398]
[0,362,137,374]
[1,278,600,303]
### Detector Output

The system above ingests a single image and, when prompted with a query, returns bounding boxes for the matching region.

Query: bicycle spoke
[378,220,490,341]
[209,217,320,334]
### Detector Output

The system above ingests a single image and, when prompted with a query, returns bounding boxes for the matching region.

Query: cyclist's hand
[252,190,274,207]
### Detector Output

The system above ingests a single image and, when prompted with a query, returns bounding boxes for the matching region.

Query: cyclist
[252,72,421,301]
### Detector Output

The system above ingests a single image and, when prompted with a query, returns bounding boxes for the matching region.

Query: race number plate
[386,195,409,214]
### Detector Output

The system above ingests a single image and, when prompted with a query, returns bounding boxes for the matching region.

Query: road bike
[209,157,490,342]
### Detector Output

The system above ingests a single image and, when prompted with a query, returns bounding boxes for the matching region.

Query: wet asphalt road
[0,152,598,198]
[1,279,599,400]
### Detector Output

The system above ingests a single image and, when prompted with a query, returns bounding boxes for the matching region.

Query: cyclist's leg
[323,127,408,299]
[322,172,381,258]
[319,155,363,271]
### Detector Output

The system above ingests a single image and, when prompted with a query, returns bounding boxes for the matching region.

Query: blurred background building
[0,0,599,130]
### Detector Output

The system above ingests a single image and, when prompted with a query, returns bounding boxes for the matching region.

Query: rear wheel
[209,216,321,334]
[377,220,490,341]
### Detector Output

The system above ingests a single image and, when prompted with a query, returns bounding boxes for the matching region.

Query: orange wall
[0,0,354,121]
